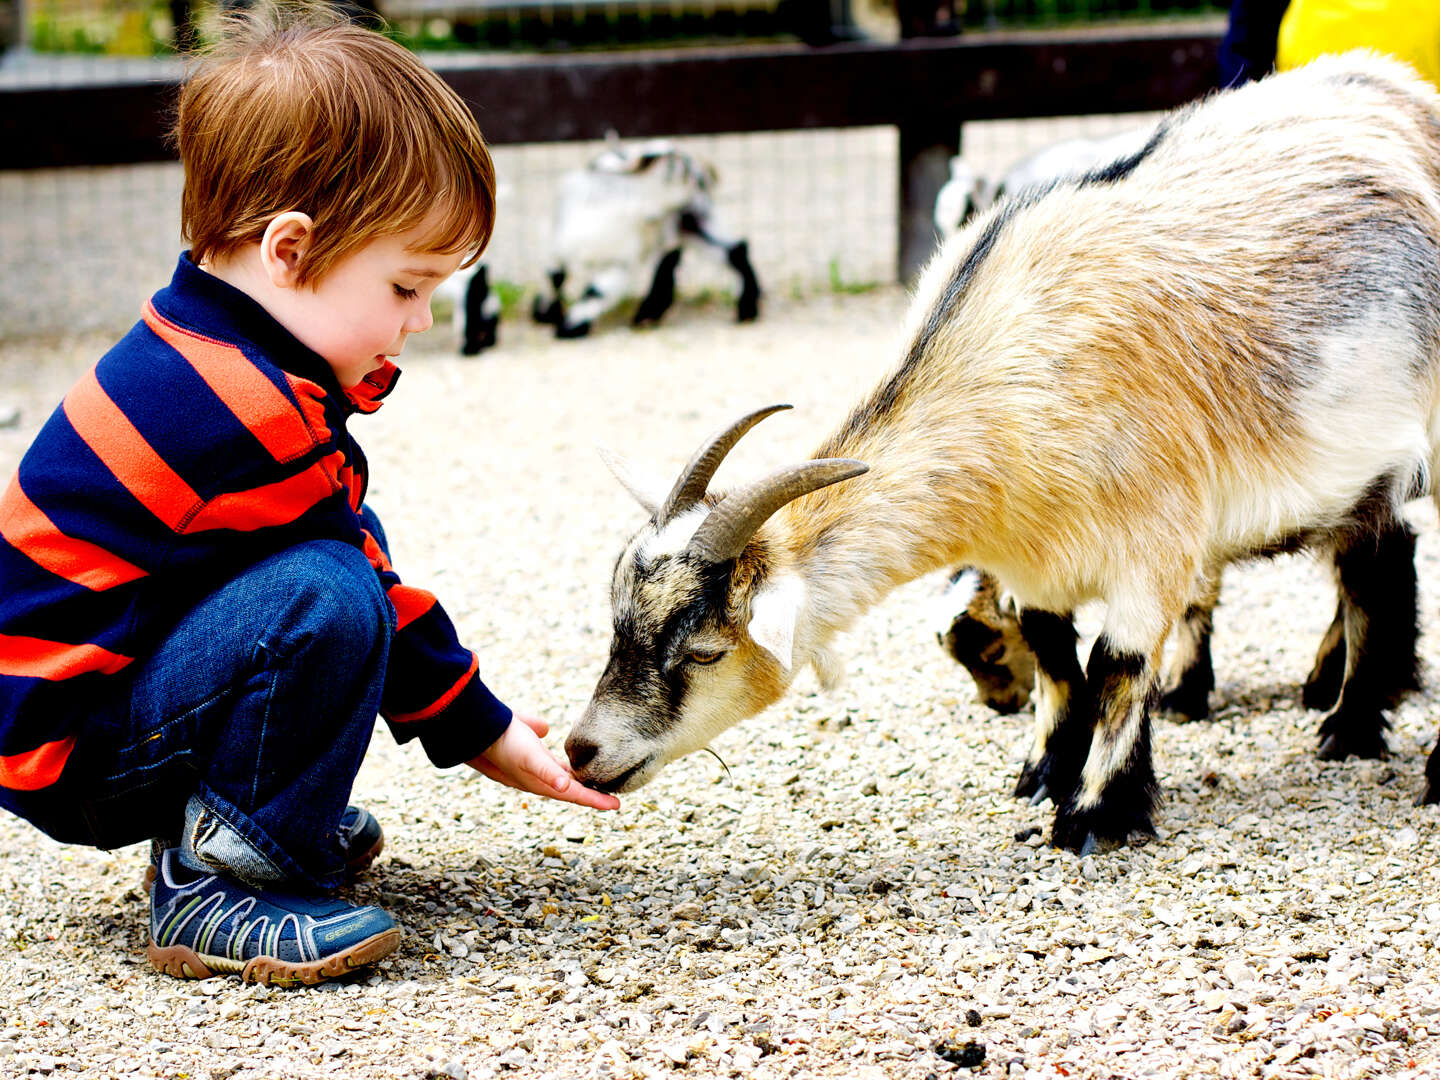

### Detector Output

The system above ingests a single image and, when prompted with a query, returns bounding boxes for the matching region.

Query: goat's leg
[727,240,762,322]
[679,207,761,323]
[1302,599,1347,710]
[1155,573,1220,722]
[1050,589,1172,854]
[461,265,500,355]
[633,248,682,326]
[1422,740,1440,805]
[1013,609,1090,805]
[1316,521,1420,760]
[532,267,567,326]
[557,265,631,339]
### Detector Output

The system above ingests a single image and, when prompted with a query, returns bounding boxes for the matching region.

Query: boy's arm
[360,529,515,767]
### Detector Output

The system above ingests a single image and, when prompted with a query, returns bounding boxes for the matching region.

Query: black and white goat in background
[565,53,1440,855]
[437,263,501,356]
[934,125,1156,240]
[531,136,762,339]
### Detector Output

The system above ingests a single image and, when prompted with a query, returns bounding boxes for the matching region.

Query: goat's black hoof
[1015,755,1081,807]
[555,321,591,340]
[1049,809,1117,855]
[532,296,563,326]
[1417,784,1439,807]
[1049,771,1158,853]
[737,294,760,322]
[1050,809,1154,855]
[1317,732,1388,761]
[1155,684,1212,724]
[1014,763,1043,800]
[461,329,497,356]
[1316,710,1389,761]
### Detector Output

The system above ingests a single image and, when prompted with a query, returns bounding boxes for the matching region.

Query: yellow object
[1276,0,1440,90]
[109,9,150,57]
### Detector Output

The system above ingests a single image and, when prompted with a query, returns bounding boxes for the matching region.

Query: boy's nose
[406,304,433,333]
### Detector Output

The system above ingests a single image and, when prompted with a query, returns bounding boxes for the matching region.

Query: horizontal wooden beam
[1,26,1221,170]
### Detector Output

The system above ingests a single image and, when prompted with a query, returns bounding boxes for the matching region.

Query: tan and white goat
[567,52,1440,853]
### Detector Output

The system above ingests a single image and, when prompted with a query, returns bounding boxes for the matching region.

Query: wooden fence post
[898,116,959,283]
[896,0,960,283]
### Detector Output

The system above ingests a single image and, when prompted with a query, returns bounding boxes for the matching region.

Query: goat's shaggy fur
[568,53,1440,851]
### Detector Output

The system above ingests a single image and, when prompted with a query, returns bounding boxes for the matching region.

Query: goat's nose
[566,737,599,774]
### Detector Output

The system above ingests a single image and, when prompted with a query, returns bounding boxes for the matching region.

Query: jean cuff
[179,788,335,890]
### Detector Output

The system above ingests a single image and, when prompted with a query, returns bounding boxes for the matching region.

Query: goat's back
[819,51,1440,605]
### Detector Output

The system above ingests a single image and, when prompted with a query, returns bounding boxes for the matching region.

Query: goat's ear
[748,574,805,671]
[596,446,665,517]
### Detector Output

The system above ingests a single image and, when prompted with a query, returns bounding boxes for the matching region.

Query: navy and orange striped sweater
[0,254,512,797]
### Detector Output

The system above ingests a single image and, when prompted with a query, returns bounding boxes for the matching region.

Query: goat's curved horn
[657,404,792,524]
[686,458,869,564]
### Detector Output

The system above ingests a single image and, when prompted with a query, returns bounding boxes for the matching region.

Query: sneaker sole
[147,927,402,987]
[141,833,385,894]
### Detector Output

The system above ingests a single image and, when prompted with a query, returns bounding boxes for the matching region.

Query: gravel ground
[1,287,1439,1080]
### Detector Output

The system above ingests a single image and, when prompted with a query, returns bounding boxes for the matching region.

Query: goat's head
[934,568,1035,714]
[567,405,867,792]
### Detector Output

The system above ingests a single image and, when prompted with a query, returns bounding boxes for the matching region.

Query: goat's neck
[772,439,996,646]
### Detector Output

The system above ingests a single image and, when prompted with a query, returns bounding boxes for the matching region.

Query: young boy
[0,3,618,987]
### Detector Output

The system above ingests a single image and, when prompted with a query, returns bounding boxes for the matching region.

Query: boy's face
[287,225,465,389]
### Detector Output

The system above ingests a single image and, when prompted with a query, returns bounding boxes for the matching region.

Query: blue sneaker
[337,805,385,876]
[148,848,402,986]
[144,805,384,892]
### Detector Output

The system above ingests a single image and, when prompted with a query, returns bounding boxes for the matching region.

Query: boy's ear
[259,211,316,289]
[748,574,805,672]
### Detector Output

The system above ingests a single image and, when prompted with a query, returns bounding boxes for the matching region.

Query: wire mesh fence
[1,0,1222,341]
[1,112,1168,342]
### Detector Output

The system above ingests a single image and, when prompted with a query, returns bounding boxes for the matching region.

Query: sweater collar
[150,253,401,414]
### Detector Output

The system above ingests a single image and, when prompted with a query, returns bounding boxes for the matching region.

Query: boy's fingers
[517,714,548,737]
[549,772,621,810]
[519,752,618,810]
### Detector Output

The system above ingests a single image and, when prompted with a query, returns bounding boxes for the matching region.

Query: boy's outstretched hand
[467,714,621,811]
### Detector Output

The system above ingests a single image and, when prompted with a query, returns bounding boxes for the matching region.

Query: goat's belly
[1208,458,1423,562]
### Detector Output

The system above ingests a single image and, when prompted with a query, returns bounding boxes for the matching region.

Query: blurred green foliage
[961,0,1225,27]
[27,0,178,54]
[19,0,1228,56]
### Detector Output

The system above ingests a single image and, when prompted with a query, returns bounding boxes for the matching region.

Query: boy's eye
[393,284,419,301]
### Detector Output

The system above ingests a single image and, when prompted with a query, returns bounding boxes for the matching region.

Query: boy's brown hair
[175,2,495,284]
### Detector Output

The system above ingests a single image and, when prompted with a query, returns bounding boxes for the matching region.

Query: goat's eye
[686,649,725,666]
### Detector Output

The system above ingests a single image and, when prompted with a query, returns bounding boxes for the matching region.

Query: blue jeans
[18,509,394,891]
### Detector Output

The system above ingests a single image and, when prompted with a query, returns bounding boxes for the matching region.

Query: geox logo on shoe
[314,923,358,948]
